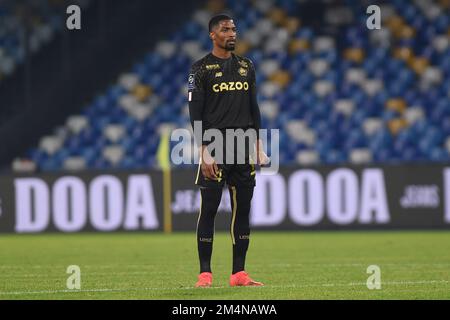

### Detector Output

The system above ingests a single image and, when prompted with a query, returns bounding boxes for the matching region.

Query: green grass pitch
[0,231,449,299]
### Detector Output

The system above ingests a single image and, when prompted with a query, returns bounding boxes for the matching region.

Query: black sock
[197,187,222,273]
[229,186,254,274]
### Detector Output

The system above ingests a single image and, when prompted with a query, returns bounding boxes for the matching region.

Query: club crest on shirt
[238,67,248,77]
[238,60,248,68]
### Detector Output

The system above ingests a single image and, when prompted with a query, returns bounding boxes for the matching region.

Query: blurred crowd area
[1,0,449,172]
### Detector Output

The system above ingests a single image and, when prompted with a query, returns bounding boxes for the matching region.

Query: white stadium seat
[39,135,64,155]
[104,124,126,143]
[296,150,319,165]
[66,115,88,134]
[102,145,125,165]
[405,107,425,125]
[363,118,383,136]
[334,99,355,117]
[350,148,373,164]
[63,156,87,171]
[119,73,140,91]
[308,59,329,77]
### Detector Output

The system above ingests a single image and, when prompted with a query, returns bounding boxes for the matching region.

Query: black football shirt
[188,52,261,139]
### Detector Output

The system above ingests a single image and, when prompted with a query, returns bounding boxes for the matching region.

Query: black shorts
[195,127,257,188]
[195,162,256,188]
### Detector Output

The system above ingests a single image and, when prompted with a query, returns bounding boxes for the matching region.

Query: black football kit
[188,52,261,189]
[188,52,262,275]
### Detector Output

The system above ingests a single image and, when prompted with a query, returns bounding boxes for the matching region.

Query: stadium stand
[11,0,450,172]
[0,0,90,84]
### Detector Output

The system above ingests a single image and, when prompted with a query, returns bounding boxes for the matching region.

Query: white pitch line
[267,263,450,267]
[2,262,450,269]
[349,280,450,286]
[0,280,449,296]
[0,271,153,278]
[0,286,226,295]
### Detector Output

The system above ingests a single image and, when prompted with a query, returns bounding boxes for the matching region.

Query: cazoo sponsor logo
[212,81,249,92]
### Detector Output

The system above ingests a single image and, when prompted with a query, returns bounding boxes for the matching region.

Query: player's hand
[255,140,270,166]
[201,147,219,180]
[257,150,270,166]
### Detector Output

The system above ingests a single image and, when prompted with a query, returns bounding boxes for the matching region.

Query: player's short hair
[208,14,233,32]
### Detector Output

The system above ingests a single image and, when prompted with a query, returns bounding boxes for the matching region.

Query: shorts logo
[216,169,223,182]
[238,67,248,77]
[206,64,220,70]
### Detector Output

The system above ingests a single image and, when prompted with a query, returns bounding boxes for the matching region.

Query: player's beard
[223,40,235,51]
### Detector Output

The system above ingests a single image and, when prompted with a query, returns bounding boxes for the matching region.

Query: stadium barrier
[0,164,449,233]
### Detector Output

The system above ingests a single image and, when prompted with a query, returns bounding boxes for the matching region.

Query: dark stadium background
[0,0,449,300]
[1,0,449,232]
